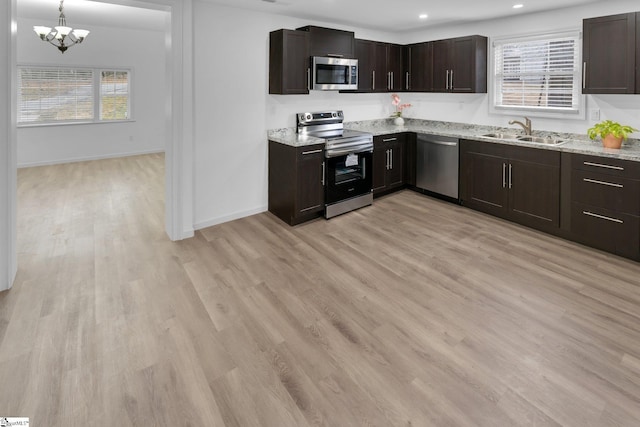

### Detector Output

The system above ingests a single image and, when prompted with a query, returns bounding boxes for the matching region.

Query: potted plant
[587,120,637,149]
[390,93,411,126]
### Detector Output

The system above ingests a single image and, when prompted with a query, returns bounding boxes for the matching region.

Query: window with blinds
[18,66,132,125]
[493,32,582,114]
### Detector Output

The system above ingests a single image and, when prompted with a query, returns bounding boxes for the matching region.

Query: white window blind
[18,66,132,125]
[493,32,581,114]
[18,67,94,123]
[100,70,130,120]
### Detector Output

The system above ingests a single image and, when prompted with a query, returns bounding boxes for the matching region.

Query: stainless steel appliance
[311,57,358,91]
[297,110,373,218]
[416,134,460,200]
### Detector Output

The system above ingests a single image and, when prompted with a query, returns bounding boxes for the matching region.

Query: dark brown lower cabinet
[567,153,640,260]
[373,133,405,196]
[268,141,325,225]
[460,139,560,232]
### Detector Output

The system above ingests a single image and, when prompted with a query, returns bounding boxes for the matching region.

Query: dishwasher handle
[421,139,458,147]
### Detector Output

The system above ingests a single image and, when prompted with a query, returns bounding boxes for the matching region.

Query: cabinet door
[355,39,375,91]
[373,42,389,92]
[407,43,433,92]
[296,148,325,214]
[509,159,560,230]
[388,44,404,92]
[432,40,450,92]
[460,144,508,217]
[583,13,636,94]
[387,139,404,189]
[300,26,355,58]
[451,36,487,93]
[269,29,309,95]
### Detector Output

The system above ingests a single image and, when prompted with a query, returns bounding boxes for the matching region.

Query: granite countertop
[267,118,640,162]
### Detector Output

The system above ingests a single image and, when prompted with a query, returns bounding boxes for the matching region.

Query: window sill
[17,119,135,129]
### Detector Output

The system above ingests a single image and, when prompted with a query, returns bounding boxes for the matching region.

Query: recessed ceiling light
[513,4,524,8]
[419,14,428,19]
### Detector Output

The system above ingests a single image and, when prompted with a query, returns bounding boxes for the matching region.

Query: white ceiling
[18,0,604,33]
[204,0,604,32]
[17,0,168,31]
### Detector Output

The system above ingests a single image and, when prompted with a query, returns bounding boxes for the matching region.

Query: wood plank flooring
[2,153,640,426]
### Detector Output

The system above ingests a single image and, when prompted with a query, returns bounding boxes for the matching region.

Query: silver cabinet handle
[321,161,325,186]
[502,163,506,188]
[508,163,513,189]
[382,137,397,142]
[406,72,409,90]
[450,69,454,90]
[301,149,322,155]
[446,70,450,90]
[390,71,394,90]
[307,68,311,91]
[372,70,375,91]
[583,161,624,171]
[390,148,393,170]
[583,178,623,188]
[387,72,391,91]
[583,62,586,89]
[387,149,391,170]
[583,211,623,224]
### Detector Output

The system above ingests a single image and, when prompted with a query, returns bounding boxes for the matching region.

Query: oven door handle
[325,146,373,158]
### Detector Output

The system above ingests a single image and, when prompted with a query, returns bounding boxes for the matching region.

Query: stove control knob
[305,113,312,121]
[332,112,337,118]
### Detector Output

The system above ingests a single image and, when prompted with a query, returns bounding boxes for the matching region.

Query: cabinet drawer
[571,153,640,179]
[570,202,640,260]
[571,169,640,214]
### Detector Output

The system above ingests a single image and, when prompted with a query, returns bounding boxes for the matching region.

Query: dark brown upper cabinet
[388,44,404,92]
[432,35,487,93]
[352,39,403,92]
[404,42,433,92]
[269,29,309,95]
[583,13,636,94]
[296,25,355,58]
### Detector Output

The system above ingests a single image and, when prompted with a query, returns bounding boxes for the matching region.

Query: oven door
[325,148,373,205]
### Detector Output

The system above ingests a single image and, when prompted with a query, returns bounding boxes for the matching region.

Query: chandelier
[33,0,90,54]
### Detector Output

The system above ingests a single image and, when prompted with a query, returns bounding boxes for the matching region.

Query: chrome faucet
[509,117,532,135]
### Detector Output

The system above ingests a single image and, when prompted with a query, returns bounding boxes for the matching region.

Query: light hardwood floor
[2,153,640,426]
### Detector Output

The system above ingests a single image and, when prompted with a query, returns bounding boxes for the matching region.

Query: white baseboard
[194,205,268,231]
[17,149,165,168]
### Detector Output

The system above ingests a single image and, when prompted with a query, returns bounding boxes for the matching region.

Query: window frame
[489,30,586,120]
[17,64,133,127]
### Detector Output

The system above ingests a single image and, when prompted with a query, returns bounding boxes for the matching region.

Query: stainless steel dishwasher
[415,134,459,200]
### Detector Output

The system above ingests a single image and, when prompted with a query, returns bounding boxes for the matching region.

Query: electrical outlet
[589,109,600,121]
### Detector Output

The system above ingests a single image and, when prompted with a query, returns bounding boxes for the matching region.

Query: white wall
[193,0,640,229]
[192,2,400,229]
[16,17,167,167]
[1,0,17,291]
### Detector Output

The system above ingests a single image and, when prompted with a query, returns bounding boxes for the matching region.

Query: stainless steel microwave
[312,56,358,91]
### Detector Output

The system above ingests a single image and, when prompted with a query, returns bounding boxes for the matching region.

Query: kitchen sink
[481,133,566,145]
[517,136,567,145]
[482,133,522,140]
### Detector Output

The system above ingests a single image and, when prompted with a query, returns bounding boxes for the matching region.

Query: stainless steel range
[297,111,374,219]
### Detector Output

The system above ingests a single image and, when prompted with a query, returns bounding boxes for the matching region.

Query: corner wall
[1,0,17,291]
[16,18,167,167]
